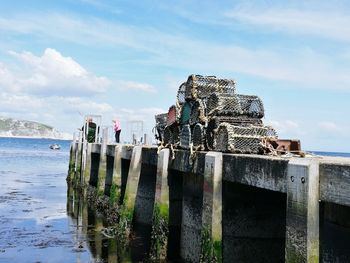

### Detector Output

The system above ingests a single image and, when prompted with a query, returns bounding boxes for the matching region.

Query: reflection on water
[0,138,102,263]
[66,186,122,263]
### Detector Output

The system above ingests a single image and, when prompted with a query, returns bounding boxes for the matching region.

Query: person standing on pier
[113,118,121,143]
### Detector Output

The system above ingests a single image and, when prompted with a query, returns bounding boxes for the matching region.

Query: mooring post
[74,131,83,187]
[68,134,77,177]
[286,158,320,263]
[201,151,223,262]
[109,144,122,206]
[82,143,93,192]
[123,145,142,220]
[150,148,170,259]
[97,128,108,195]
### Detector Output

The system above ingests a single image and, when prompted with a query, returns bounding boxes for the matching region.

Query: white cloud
[318,121,342,132]
[225,7,350,43]
[116,80,157,93]
[266,119,301,136]
[2,13,350,91]
[2,48,110,96]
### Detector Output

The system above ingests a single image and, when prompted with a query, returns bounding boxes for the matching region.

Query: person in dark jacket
[82,118,97,143]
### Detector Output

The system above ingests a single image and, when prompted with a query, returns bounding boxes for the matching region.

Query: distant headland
[0,117,72,140]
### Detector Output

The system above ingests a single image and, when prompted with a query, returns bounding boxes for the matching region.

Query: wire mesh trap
[185,74,236,100]
[236,94,265,118]
[214,123,263,154]
[167,105,179,126]
[207,93,242,117]
[176,82,186,106]
[192,123,206,150]
[190,99,207,125]
[163,125,180,145]
[180,101,193,126]
[179,124,192,149]
[154,113,168,141]
[206,116,263,150]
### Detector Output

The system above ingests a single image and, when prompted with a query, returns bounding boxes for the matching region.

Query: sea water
[0,137,97,263]
[0,137,349,262]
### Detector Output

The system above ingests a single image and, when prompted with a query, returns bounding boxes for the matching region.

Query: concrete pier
[68,142,350,262]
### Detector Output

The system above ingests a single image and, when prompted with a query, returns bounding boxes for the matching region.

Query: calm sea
[0,137,349,262]
[0,137,97,263]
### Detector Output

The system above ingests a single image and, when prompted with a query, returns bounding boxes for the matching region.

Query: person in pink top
[112,119,121,143]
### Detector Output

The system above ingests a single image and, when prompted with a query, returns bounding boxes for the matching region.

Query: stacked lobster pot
[156,74,278,154]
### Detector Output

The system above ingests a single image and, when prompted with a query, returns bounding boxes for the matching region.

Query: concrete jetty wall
[67,141,350,263]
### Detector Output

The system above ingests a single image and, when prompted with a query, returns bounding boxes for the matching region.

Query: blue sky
[0,0,349,151]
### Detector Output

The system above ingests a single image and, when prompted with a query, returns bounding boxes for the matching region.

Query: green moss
[109,183,120,205]
[200,227,222,263]
[285,248,307,263]
[149,203,169,261]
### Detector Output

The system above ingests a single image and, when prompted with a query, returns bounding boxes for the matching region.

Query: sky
[0,0,349,152]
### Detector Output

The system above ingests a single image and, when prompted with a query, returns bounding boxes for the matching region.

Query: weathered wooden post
[97,127,108,196]
[68,133,77,179]
[286,158,320,263]
[105,144,122,206]
[82,143,93,194]
[119,145,142,235]
[150,148,170,260]
[74,131,83,187]
[201,151,223,262]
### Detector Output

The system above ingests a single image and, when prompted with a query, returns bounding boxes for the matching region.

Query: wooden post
[109,144,122,206]
[97,128,108,195]
[74,131,83,188]
[201,152,223,262]
[286,159,320,263]
[83,143,92,188]
[150,148,170,260]
[123,146,142,220]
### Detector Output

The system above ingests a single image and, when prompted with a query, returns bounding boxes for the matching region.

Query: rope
[170,144,175,160]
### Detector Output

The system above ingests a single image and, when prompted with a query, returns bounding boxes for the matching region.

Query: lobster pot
[180,101,192,125]
[214,123,263,154]
[190,99,207,125]
[176,82,186,106]
[155,113,168,142]
[206,116,263,150]
[185,74,236,100]
[180,124,192,149]
[155,113,167,127]
[237,94,265,118]
[163,126,171,145]
[218,78,236,95]
[172,125,180,145]
[192,123,206,150]
[167,105,180,126]
[230,125,270,137]
[207,93,242,116]
[163,125,180,145]
[163,125,172,145]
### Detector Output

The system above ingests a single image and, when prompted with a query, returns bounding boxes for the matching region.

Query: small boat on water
[49,144,61,150]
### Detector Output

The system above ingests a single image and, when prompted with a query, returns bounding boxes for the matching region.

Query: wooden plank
[320,163,350,207]
[223,154,288,193]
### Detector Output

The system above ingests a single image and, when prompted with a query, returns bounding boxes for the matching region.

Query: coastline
[0,135,72,141]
